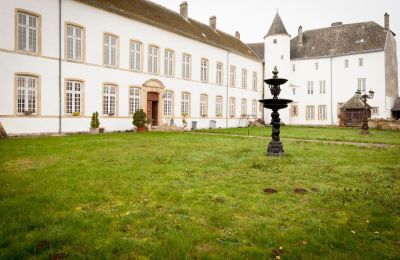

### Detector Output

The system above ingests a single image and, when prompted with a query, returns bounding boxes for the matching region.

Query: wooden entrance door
[147,92,159,126]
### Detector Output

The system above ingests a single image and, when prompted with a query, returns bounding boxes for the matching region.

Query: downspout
[262,61,265,119]
[226,51,230,128]
[330,56,334,125]
[58,0,62,134]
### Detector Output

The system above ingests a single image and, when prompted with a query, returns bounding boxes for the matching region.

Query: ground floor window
[290,104,298,117]
[318,105,327,120]
[66,80,82,115]
[200,94,208,117]
[241,99,247,117]
[306,105,315,120]
[129,87,140,115]
[16,74,38,115]
[230,97,236,117]
[163,91,173,117]
[252,99,257,116]
[103,84,117,116]
[181,92,190,116]
[216,96,223,117]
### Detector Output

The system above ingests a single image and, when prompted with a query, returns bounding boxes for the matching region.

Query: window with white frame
[148,46,159,74]
[273,39,277,44]
[103,85,117,116]
[292,64,296,72]
[319,80,326,94]
[16,75,38,115]
[200,94,208,116]
[318,105,327,120]
[66,24,83,61]
[241,99,247,116]
[372,107,379,115]
[315,62,319,70]
[103,34,117,66]
[230,65,236,87]
[216,63,223,85]
[291,105,298,117]
[307,81,314,94]
[252,99,257,116]
[129,87,140,115]
[357,78,366,91]
[241,69,247,89]
[344,59,349,68]
[181,92,190,116]
[216,96,223,117]
[292,88,296,95]
[66,80,82,115]
[182,54,191,79]
[337,102,343,118]
[359,58,363,67]
[164,49,174,76]
[17,11,39,53]
[130,41,141,71]
[252,72,257,90]
[306,105,315,120]
[200,59,208,82]
[230,97,236,117]
[163,91,173,117]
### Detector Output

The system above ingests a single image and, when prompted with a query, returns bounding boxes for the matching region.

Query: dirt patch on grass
[50,252,68,260]
[35,240,49,253]
[294,188,308,194]
[2,156,60,172]
[263,188,277,194]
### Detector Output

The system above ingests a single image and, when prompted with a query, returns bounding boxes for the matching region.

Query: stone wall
[368,118,400,131]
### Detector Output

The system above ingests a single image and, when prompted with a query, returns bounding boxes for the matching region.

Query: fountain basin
[264,78,288,86]
[259,98,293,110]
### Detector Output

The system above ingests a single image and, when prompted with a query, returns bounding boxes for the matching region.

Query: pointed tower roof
[266,12,290,37]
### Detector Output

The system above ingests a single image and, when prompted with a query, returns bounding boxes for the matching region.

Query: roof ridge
[300,21,381,34]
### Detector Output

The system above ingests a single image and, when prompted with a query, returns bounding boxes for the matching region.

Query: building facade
[0,0,263,135]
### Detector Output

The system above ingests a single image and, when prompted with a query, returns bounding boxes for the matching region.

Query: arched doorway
[142,79,165,127]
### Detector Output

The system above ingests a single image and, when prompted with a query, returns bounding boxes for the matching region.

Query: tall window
[148,46,159,74]
[200,94,208,116]
[16,75,38,115]
[130,41,142,71]
[318,105,327,120]
[306,105,315,120]
[182,54,191,79]
[319,80,326,94]
[129,87,140,115]
[359,58,363,67]
[181,92,190,116]
[315,62,319,70]
[290,105,298,117]
[357,78,366,91]
[17,11,39,53]
[307,81,314,95]
[344,59,349,68]
[163,91,173,117]
[103,85,117,116]
[200,59,208,83]
[230,97,236,117]
[66,80,82,115]
[216,63,223,85]
[216,96,223,117]
[103,34,117,66]
[292,88,296,95]
[66,24,83,62]
[230,66,236,87]
[252,72,257,90]
[241,69,247,89]
[292,64,296,72]
[241,99,247,116]
[164,49,174,76]
[252,99,257,116]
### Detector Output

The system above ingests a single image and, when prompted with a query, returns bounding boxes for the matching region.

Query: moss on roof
[75,0,260,61]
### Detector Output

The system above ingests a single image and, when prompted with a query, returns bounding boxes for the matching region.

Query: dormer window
[273,39,277,44]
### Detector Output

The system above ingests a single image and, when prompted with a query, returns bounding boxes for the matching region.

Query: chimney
[298,25,303,45]
[180,1,188,20]
[331,22,343,26]
[209,16,216,30]
[235,31,240,39]
[384,12,389,30]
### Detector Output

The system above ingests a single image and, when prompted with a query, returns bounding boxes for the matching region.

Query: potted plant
[72,111,80,116]
[90,112,100,134]
[133,109,147,132]
[23,110,33,116]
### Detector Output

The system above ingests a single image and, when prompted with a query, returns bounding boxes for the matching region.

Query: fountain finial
[272,66,279,79]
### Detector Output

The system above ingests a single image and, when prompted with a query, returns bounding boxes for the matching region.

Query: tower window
[281,55,284,60]
[273,39,277,44]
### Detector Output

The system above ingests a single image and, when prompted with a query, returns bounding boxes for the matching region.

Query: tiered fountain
[259,66,292,156]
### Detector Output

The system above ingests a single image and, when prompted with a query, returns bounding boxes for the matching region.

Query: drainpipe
[226,51,230,128]
[58,0,62,134]
[330,56,334,125]
[262,61,265,119]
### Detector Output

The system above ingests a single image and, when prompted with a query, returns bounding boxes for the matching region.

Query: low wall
[368,119,400,131]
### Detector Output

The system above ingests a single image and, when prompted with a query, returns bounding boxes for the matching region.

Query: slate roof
[247,43,264,60]
[266,13,290,37]
[75,0,260,60]
[341,94,372,110]
[291,22,388,59]
[392,97,400,111]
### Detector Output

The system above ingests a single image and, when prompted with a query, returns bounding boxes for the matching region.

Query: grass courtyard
[0,128,399,259]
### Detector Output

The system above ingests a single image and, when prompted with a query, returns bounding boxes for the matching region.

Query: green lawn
[196,126,400,145]
[0,132,399,259]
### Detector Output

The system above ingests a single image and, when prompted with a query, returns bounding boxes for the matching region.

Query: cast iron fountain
[259,66,292,156]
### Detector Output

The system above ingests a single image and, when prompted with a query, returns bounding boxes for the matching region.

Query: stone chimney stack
[298,25,303,45]
[384,12,389,30]
[235,31,240,39]
[180,1,188,20]
[209,16,216,30]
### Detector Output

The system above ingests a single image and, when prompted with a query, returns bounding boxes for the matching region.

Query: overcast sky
[153,0,400,79]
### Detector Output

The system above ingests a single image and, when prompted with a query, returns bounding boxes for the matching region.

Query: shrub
[90,112,100,128]
[133,109,147,127]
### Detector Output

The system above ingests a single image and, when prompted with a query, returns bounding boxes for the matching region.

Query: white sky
[154,0,400,79]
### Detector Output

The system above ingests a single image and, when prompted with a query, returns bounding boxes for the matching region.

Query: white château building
[0,0,398,135]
